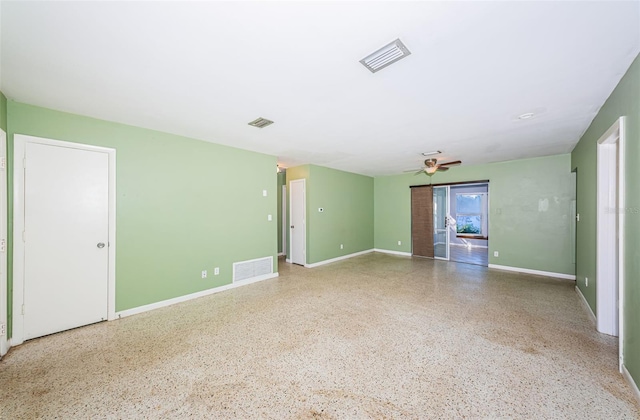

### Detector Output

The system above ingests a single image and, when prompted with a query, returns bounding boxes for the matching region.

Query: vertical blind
[411,185,434,257]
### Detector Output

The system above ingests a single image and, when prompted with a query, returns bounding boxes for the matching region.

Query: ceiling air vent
[248,117,274,128]
[360,38,411,73]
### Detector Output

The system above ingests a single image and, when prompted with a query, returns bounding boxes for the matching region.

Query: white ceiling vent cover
[360,38,411,73]
[233,256,273,283]
[248,117,274,128]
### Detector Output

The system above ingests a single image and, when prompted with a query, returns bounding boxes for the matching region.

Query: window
[456,193,487,236]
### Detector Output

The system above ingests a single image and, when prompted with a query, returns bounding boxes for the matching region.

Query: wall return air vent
[360,38,411,73]
[248,117,274,128]
[233,256,273,283]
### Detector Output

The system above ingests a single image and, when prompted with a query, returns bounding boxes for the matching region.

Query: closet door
[411,186,434,257]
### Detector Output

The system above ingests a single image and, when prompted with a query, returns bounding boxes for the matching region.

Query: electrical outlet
[494,251,499,257]
[214,267,220,275]
[340,244,344,249]
[398,241,402,246]
[585,277,588,287]
[0,323,5,336]
[201,270,207,279]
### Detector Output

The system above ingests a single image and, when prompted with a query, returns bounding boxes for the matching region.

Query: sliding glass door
[433,186,450,260]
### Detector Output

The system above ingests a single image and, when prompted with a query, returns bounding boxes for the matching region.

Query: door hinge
[21,304,25,315]
[23,157,26,169]
[0,239,5,253]
[22,231,26,242]
[0,157,5,170]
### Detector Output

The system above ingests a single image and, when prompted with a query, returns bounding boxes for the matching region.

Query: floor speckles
[1,253,638,418]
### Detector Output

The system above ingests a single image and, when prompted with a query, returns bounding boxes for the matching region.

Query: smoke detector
[360,38,411,73]
[248,117,274,128]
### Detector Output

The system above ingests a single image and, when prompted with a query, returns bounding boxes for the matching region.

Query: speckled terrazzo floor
[1,253,639,419]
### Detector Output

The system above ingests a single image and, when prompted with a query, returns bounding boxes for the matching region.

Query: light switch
[263,190,267,197]
[268,214,272,221]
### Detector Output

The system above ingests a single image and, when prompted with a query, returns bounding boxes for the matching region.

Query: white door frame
[289,179,306,265]
[596,116,625,371]
[12,134,117,346]
[282,184,287,257]
[0,129,7,357]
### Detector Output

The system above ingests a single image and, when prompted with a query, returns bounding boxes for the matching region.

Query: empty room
[1,1,639,418]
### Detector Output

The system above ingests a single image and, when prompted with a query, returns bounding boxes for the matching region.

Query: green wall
[571,53,640,388]
[286,164,374,265]
[277,171,286,254]
[6,101,278,336]
[375,154,575,275]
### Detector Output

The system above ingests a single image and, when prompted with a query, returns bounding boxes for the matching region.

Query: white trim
[304,249,374,268]
[12,134,117,346]
[116,273,279,318]
[622,364,640,405]
[373,248,412,257]
[0,130,7,357]
[596,117,625,368]
[285,258,291,263]
[575,285,596,325]
[278,252,285,257]
[488,264,576,280]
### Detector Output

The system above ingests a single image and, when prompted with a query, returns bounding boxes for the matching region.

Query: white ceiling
[2,1,639,176]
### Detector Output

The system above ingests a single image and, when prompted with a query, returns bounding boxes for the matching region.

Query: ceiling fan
[408,158,462,176]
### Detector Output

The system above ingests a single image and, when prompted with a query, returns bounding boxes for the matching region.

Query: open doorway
[596,117,625,371]
[448,182,489,266]
[411,180,489,266]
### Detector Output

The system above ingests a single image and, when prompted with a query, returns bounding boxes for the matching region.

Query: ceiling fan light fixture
[360,38,411,73]
[425,166,438,175]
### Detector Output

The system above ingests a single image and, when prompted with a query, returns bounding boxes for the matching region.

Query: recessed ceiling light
[518,112,535,120]
[360,38,411,73]
[421,150,442,157]
[248,117,274,128]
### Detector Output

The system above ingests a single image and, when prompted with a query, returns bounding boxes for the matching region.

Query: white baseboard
[115,273,279,319]
[488,264,576,280]
[304,249,374,268]
[277,252,285,256]
[285,258,291,263]
[373,248,412,257]
[622,364,640,405]
[575,285,596,325]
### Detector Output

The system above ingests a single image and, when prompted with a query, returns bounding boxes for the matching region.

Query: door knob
[97,242,105,249]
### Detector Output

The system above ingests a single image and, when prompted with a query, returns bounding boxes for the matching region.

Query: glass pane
[457,194,482,214]
[456,215,482,234]
[433,187,448,259]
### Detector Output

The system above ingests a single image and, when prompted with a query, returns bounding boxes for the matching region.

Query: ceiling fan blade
[436,166,450,172]
[403,168,424,173]
[438,160,462,167]
[414,169,426,175]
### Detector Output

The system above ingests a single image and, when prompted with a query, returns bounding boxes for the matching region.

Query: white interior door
[290,179,305,265]
[433,186,450,260]
[23,142,110,340]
